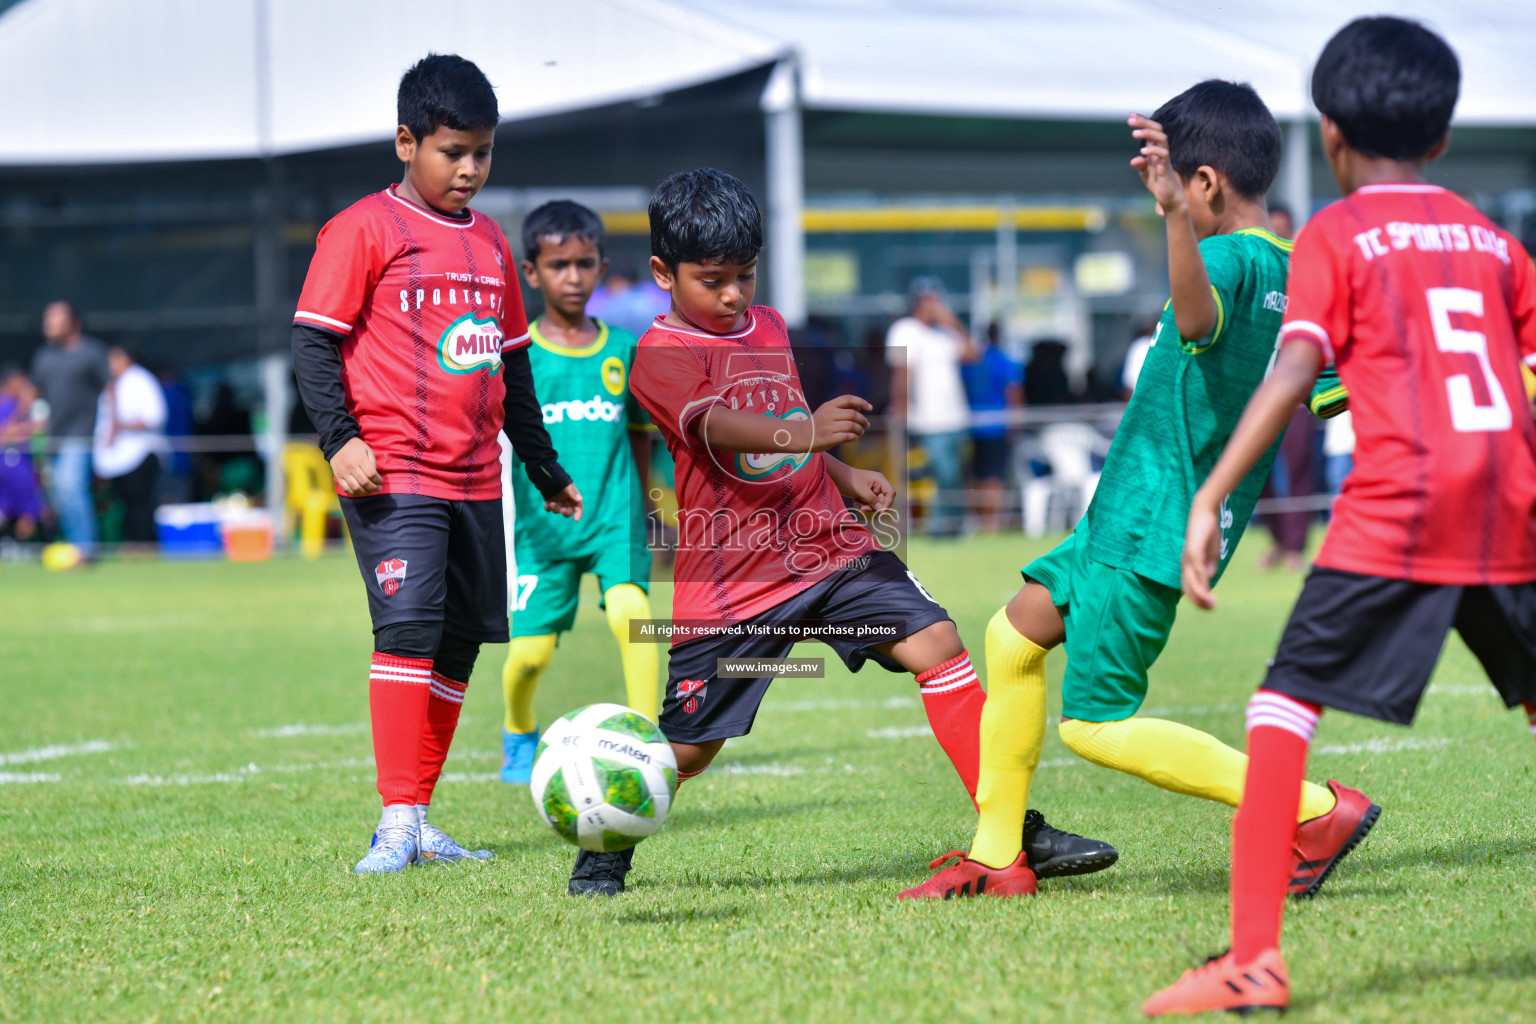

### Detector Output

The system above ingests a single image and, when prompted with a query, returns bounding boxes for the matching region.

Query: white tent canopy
[0,0,784,165]
[2,0,1533,167]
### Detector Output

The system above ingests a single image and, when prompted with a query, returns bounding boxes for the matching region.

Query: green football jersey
[510,319,651,558]
[1084,227,1292,590]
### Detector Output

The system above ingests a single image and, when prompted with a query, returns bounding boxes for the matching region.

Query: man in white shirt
[94,347,167,543]
[886,277,976,536]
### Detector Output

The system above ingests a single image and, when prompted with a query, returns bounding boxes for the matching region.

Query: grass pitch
[2,534,1534,1022]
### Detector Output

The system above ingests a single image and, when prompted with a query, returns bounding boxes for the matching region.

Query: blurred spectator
[1323,409,1354,498]
[0,366,43,542]
[1270,203,1295,240]
[154,364,195,503]
[1023,339,1073,405]
[1120,320,1159,397]
[94,346,167,543]
[963,323,1022,531]
[1258,405,1317,572]
[30,300,110,553]
[886,276,976,537]
[588,261,669,338]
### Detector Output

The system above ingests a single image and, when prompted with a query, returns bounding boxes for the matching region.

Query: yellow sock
[970,607,1048,869]
[604,584,659,722]
[1057,717,1335,821]
[502,634,556,734]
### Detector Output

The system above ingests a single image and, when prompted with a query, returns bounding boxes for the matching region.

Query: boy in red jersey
[1146,18,1536,1014]
[291,55,581,874]
[566,167,1115,895]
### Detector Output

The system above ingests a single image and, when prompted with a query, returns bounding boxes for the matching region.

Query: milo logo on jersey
[438,313,503,374]
[707,350,814,484]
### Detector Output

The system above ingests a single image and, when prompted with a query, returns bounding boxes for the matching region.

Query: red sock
[1231,689,1321,962]
[916,651,985,799]
[369,653,433,807]
[1523,701,1536,740]
[416,672,468,805]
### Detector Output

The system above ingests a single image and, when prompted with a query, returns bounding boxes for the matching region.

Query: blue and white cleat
[502,726,538,785]
[416,821,494,864]
[353,822,418,874]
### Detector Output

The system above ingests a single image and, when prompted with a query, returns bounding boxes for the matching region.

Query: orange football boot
[1143,948,1289,1016]
[1290,780,1380,898]
[897,850,1037,900]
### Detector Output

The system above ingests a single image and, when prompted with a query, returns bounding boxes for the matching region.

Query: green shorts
[510,539,651,637]
[1023,526,1180,721]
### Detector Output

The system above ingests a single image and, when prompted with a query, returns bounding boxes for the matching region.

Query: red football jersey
[1281,183,1536,584]
[630,307,875,633]
[294,186,530,500]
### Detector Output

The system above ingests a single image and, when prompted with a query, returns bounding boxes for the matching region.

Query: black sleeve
[502,347,573,499]
[291,323,360,459]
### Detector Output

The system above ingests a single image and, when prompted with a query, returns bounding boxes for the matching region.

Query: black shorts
[340,493,510,643]
[659,550,952,744]
[1261,567,1536,725]
[971,436,1010,481]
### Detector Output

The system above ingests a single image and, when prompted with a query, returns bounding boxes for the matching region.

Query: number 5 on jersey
[1427,286,1513,433]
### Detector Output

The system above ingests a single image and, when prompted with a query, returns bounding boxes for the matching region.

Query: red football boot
[897,850,1037,900]
[1289,779,1381,899]
[1143,948,1289,1016]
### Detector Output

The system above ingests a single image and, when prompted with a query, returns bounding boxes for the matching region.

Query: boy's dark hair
[649,168,763,268]
[1311,17,1459,162]
[521,200,606,262]
[397,54,498,142]
[1151,80,1281,199]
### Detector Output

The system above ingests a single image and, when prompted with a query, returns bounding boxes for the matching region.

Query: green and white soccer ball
[530,703,678,852]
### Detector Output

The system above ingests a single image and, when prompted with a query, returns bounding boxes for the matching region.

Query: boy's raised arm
[691,395,871,454]
[1182,342,1323,608]
[1131,114,1219,342]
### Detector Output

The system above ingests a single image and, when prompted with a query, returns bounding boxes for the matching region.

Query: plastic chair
[282,442,341,559]
[1019,422,1111,537]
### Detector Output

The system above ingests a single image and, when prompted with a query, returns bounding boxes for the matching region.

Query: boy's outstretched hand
[1129,113,1183,213]
[839,468,896,513]
[1181,490,1223,610]
[545,482,583,522]
[330,436,383,497]
[810,395,871,452]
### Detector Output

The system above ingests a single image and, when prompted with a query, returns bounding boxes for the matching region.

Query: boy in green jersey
[902,80,1374,899]
[500,201,658,784]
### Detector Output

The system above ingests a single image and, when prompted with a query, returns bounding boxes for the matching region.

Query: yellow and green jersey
[1085,228,1293,590]
[510,318,652,560]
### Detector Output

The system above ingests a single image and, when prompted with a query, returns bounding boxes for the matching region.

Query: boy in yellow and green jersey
[902,80,1376,899]
[501,200,658,784]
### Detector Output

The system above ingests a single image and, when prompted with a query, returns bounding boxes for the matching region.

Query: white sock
[415,803,430,828]
[379,803,417,832]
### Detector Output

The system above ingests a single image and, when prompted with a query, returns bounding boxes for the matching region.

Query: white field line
[0,772,62,784]
[254,722,369,739]
[0,740,118,765]
[38,612,205,634]
[120,757,374,786]
[1425,684,1500,697]
[1313,736,1453,756]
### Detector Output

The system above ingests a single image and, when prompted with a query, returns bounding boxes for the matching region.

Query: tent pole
[1280,118,1311,231]
[762,59,806,329]
[254,159,287,546]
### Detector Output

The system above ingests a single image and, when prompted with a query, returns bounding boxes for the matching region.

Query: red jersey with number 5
[293,186,530,500]
[1280,183,1536,584]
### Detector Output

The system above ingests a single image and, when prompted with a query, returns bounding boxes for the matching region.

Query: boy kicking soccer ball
[565,167,1115,896]
[500,200,659,783]
[1146,18,1536,1014]
[901,81,1374,900]
[291,55,581,874]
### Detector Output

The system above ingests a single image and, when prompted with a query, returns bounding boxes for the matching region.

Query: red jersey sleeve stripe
[678,395,726,443]
[500,331,531,353]
[1280,319,1335,360]
[294,310,353,333]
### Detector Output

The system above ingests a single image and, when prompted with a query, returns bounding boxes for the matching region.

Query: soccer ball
[530,703,677,852]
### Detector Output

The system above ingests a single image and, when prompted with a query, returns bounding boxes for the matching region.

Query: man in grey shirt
[30,301,109,551]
